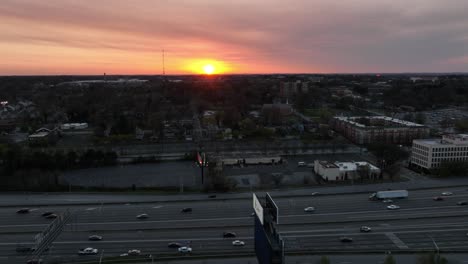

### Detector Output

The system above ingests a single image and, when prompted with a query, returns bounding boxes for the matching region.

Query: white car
[127,249,141,256]
[136,214,149,219]
[178,246,192,253]
[441,192,453,196]
[360,226,372,232]
[298,161,306,167]
[232,240,245,246]
[78,247,98,255]
[387,204,400,210]
[304,207,315,213]
[311,192,320,196]
[382,199,393,203]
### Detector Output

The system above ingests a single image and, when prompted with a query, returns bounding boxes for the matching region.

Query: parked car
[181,208,192,213]
[223,232,236,238]
[304,207,315,213]
[78,248,98,255]
[178,246,192,253]
[136,214,149,219]
[88,235,103,241]
[232,240,245,246]
[168,242,182,248]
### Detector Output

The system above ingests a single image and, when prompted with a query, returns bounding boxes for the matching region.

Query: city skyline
[0,0,467,75]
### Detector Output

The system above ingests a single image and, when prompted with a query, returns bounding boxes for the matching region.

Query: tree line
[1,145,118,176]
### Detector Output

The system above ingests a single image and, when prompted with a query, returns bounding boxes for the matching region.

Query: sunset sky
[0,0,467,75]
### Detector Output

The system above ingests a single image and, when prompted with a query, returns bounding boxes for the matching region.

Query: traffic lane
[30,238,254,257]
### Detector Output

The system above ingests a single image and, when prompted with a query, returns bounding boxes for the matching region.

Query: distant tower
[162,49,165,76]
[103,72,107,82]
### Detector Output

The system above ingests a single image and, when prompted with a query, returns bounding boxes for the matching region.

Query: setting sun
[203,64,215,75]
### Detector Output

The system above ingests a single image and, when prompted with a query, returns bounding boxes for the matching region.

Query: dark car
[457,201,467,206]
[16,208,30,214]
[88,235,103,241]
[26,259,43,264]
[181,208,192,213]
[223,232,236,238]
[433,196,444,201]
[168,242,182,248]
[41,212,54,217]
[340,237,353,242]
[208,194,217,198]
[16,246,34,253]
[45,214,58,219]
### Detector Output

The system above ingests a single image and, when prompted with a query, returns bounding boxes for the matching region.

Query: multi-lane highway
[2,187,468,263]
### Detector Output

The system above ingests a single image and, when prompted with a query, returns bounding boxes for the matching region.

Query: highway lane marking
[67,216,251,226]
[385,232,409,249]
[348,210,468,219]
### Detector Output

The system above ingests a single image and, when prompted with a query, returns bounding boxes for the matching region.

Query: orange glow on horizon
[183,59,232,74]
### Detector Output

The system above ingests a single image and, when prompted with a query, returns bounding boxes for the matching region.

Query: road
[3,187,468,263]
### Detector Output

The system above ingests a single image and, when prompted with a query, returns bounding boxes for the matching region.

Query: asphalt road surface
[3,187,468,263]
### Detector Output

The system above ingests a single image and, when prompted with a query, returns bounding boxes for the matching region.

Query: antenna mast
[162,49,165,76]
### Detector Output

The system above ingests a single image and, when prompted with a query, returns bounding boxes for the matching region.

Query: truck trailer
[369,190,408,200]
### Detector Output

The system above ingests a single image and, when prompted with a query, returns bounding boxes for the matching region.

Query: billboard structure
[253,193,285,264]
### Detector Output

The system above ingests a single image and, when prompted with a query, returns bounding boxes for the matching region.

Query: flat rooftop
[335,116,425,128]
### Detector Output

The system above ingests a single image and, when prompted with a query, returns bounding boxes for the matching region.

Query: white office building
[411,134,468,170]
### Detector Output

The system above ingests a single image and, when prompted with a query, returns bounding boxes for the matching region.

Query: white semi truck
[369,190,408,200]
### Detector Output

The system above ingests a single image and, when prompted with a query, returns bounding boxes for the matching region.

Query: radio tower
[162,49,165,76]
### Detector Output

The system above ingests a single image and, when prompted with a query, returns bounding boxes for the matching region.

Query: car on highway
[127,249,141,256]
[45,213,58,219]
[387,204,400,210]
[41,212,54,217]
[457,201,467,206]
[433,196,444,201]
[297,161,306,167]
[251,212,255,217]
[360,226,372,232]
[88,235,103,241]
[178,246,192,253]
[304,207,315,213]
[26,259,43,264]
[441,192,453,196]
[340,237,353,242]
[311,192,319,196]
[382,199,393,203]
[208,194,216,198]
[78,247,98,255]
[168,242,182,248]
[181,208,192,213]
[16,245,34,253]
[136,213,149,219]
[232,240,245,246]
[16,208,30,214]
[223,232,237,238]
